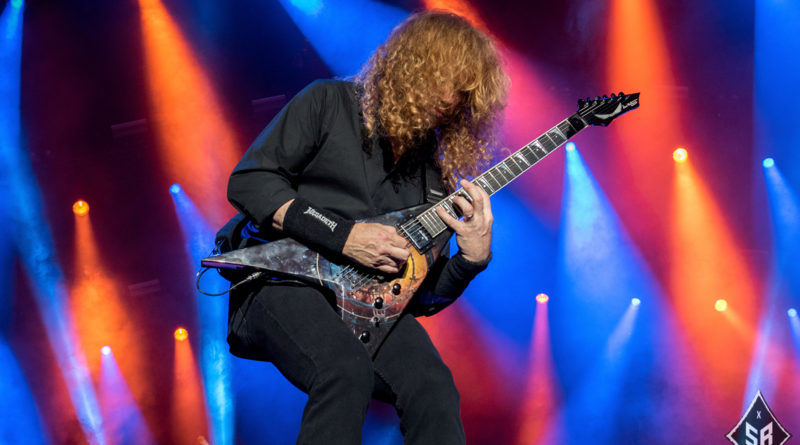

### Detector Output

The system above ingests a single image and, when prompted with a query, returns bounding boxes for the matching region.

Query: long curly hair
[356,11,509,191]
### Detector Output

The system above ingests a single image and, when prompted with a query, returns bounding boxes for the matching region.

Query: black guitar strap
[424,160,447,205]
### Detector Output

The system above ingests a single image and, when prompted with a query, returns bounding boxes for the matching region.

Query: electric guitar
[201,92,640,356]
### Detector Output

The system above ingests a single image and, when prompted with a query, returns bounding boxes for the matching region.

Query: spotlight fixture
[101,346,111,356]
[762,158,775,168]
[73,200,90,216]
[673,148,688,163]
[788,308,797,318]
[565,142,576,152]
[715,299,727,312]
[535,293,549,304]
[170,184,182,195]
[631,298,641,306]
[174,327,189,341]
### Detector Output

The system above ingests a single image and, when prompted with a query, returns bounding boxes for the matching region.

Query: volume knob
[359,331,370,343]
[392,283,402,295]
[373,297,384,309]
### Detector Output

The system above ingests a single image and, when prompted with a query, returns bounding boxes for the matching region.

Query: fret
[530,140,547,158]
[426,210,447,233]
[497,162,517,181]
[512,152,531,170]
[557,120,577,139]
[418,213,437,234]
[418,213,431,231]
[547,127,567,145]
[442,199,459,219]
[489,166,508,184]
[539,134,557,152]
[501,160,520,178]
[521,145,540,164]
[475,175,494,194]
[485,170,503,190]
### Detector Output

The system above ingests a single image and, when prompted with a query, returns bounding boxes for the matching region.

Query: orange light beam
[138,0,240,226]
[173,338,209,445]
[606,0,686,250]
[71,210,137,375]
[669,161,759,414]
[515,302,560,445]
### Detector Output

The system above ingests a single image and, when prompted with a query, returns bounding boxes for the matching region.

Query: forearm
[428,250,491,300]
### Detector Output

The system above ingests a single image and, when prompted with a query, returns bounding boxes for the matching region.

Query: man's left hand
[435,179,493,263]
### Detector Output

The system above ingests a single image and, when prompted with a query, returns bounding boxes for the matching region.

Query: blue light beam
[170,187,232,445]
[551,144,666,444]
[1,2,105,443]
[790,313,800,362]
[99,350,156,445]
[746,163,800,405]
[276,0,409,77]
[750,0,800,408]
[557,145,660,339]
[0,340,50,444]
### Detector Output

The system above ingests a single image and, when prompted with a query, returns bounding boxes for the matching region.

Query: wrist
[456,250,492,267]
[282,198,355,257]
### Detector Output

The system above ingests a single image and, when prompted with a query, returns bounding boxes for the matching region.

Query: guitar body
[202,204,452,356]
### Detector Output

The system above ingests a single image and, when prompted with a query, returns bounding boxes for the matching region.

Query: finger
[460,179,486,214]
[451,196,475,219]
[385,245,410,263]
[377,264,400,274]
[436,204,464,231]
[389,232,410,248]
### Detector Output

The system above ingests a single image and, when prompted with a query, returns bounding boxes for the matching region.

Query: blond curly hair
[356,11,509,191]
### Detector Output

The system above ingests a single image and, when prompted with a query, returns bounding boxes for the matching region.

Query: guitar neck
[401,112,588,246]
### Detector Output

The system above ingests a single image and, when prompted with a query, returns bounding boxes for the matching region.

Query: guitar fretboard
[399,113,588,250]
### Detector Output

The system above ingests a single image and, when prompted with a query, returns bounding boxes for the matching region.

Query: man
[218,11,508,444]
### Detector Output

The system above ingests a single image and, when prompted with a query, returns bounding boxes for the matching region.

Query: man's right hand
[342,223,410,274]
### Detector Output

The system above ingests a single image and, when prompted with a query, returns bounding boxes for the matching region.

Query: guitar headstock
[577,92,640,127]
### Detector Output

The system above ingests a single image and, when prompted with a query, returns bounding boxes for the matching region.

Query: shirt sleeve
[227,81,328,228]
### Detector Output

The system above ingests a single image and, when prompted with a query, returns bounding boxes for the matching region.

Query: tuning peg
[578,98,585,107]
[603,95,609,99]
[595,96,601,101]
[611,93,616,98]
[619,91,624,96]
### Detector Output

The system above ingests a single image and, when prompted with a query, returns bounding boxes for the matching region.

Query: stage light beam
[1,1,106,442]
[276,0,408,77]
[170,187,231,445]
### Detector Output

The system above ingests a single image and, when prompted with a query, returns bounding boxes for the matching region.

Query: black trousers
[228,282,465,445]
